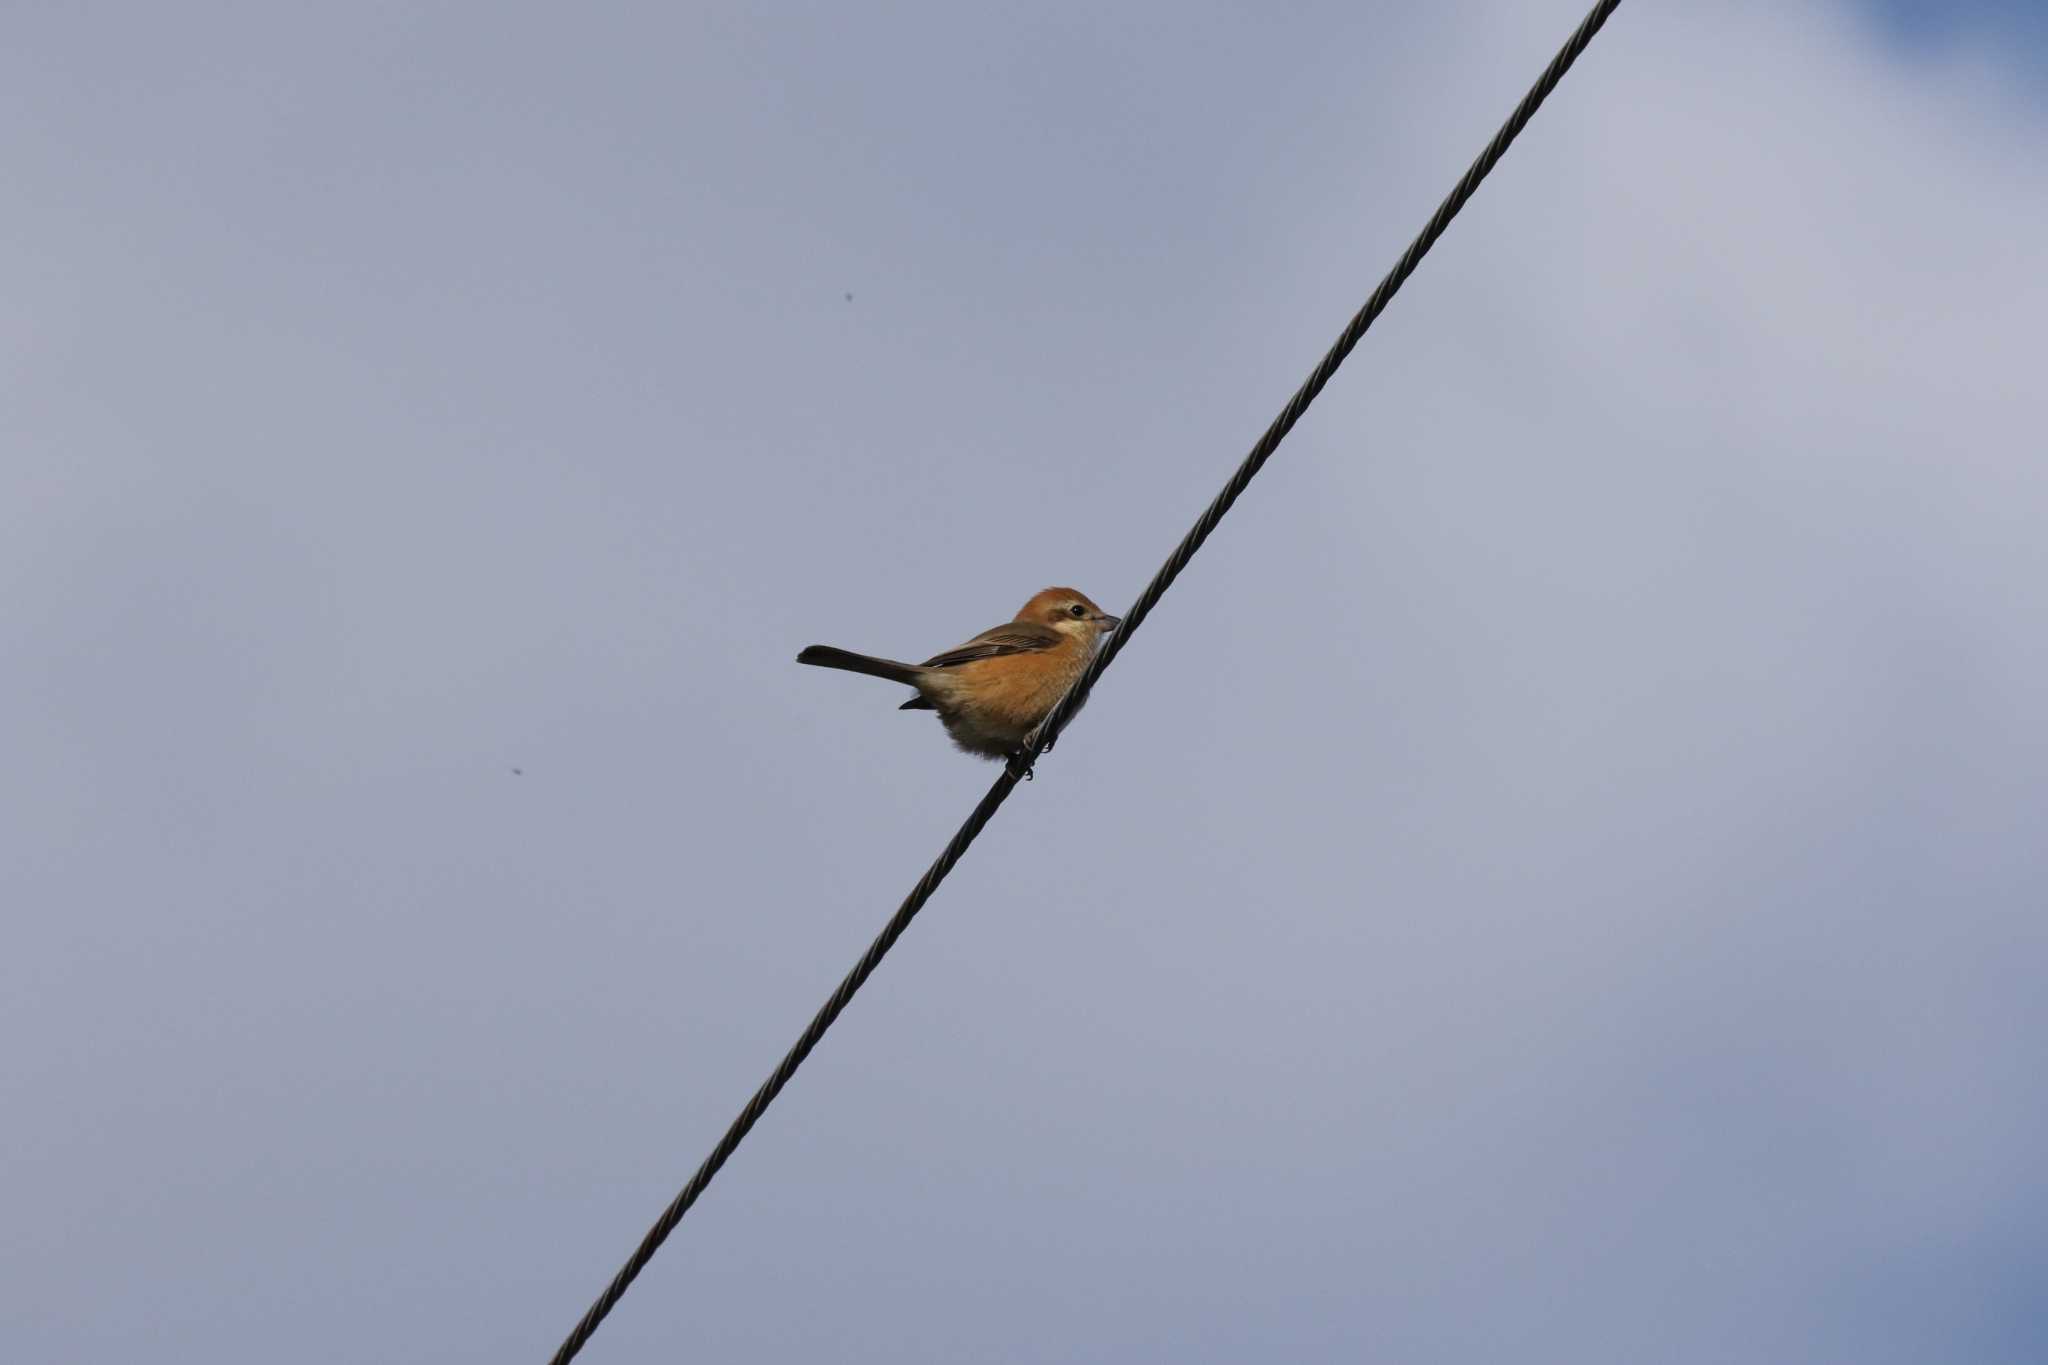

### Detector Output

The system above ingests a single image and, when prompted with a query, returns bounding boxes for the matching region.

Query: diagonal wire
[1028,0,1624,757]
[545,3,1623,1360]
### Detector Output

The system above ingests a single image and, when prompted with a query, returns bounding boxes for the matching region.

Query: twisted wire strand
[546,4,1622,1360]
[544,774,1024,1365]
[1026,0,1624,759]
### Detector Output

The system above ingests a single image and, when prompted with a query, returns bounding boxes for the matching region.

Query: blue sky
[6,3,2047,1363]
[1866,0,2048,55]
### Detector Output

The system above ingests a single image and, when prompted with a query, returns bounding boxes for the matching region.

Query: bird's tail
[796,644,925,688]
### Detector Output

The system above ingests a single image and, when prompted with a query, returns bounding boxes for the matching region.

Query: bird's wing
[919,622,1064,670]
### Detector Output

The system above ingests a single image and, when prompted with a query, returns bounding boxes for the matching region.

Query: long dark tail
[796,644,925,688]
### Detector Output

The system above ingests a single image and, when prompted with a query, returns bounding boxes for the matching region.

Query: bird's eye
[1068,603,1087,618]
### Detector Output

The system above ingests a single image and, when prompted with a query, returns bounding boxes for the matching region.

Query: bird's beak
[1095,613,1122,632]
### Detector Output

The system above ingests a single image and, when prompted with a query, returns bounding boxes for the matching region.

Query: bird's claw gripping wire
[1007,724,1061,780]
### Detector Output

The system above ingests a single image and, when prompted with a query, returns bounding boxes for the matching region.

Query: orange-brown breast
[925,633,1092,755]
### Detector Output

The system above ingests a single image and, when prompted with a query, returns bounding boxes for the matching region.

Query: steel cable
[546,4,1624,1359]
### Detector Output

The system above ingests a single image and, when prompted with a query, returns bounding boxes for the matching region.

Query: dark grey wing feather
[919,622,1063,671]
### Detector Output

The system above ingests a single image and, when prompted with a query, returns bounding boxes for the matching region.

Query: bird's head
[1019,587,1121,641]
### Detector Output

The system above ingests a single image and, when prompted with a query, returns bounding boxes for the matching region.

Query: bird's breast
[923,640,1090,746]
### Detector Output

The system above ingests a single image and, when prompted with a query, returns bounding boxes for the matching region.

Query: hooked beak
[1094,613,1122,632]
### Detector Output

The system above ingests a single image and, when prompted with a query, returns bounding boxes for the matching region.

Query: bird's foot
[1006,751,1036,781]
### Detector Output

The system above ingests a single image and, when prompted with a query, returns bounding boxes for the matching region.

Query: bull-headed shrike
[798,587,1121,762]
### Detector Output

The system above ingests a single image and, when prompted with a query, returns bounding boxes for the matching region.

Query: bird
[798,587,1121,762]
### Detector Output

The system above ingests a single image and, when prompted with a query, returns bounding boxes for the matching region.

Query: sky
[5,2,2046,1362]
[1868,0,2048,52]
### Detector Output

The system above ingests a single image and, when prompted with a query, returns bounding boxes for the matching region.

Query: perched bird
[798,587,1121,760]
